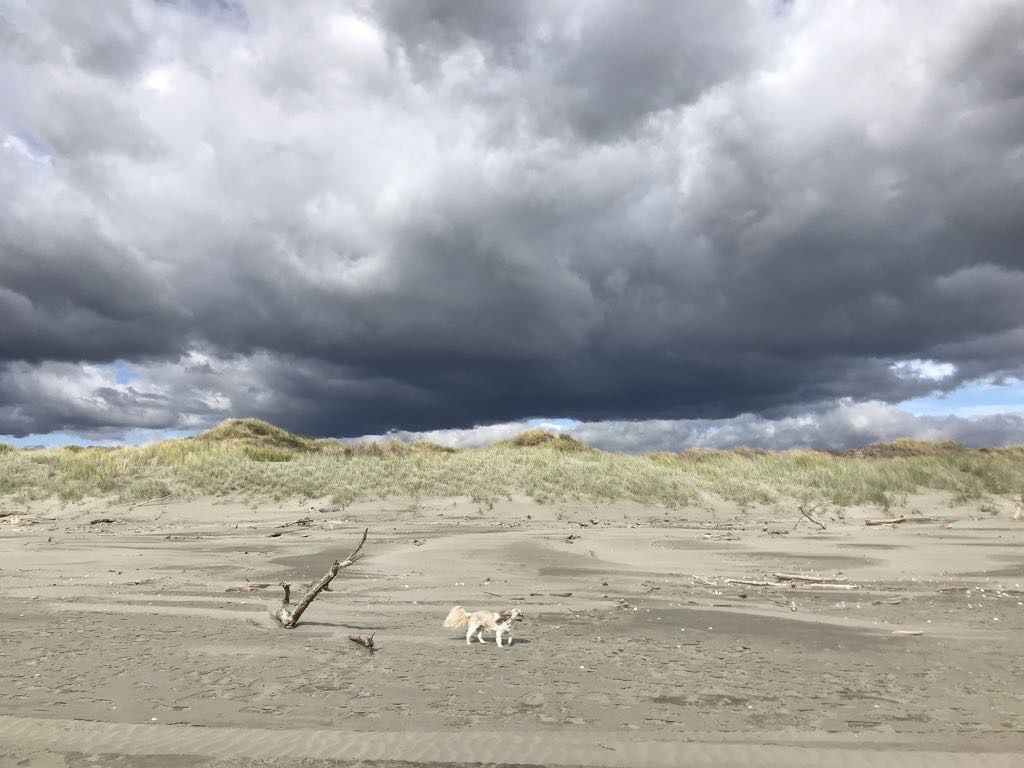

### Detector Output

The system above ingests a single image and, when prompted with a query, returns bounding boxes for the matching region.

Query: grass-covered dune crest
[1,418,1023,512]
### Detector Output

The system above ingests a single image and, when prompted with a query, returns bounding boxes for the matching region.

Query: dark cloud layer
[1,1,1023,441]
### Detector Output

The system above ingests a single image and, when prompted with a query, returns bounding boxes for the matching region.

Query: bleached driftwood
[273,528,368,628]
[774,573,848,583]
[865,516,907,526]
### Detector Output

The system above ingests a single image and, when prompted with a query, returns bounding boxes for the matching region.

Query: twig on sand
[89,518,116,525]
[774,573,847,583]
[349,633,377,652]
[276,515,314,528]
[132,494,175,508]
[225,582,272,592]
[273,528,368,628]
[805,583,859,590]
[725,579,773,587]
[866,516,907,526]
[794,503,827,531]
[892,629,923,636]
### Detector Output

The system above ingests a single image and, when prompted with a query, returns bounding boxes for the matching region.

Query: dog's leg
[496,629,503,648]
[466,624,475,645]
[477,627,486,643]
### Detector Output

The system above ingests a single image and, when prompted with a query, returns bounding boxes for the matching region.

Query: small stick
[725,579,773,587]
[276,515,314,528]
[225,582,272,592]
[89,518,116,525]
[133,494,174,508]
[802,583,859,590]
[892,629,923,636]
[349,633,377,652]
[865,516,907,526]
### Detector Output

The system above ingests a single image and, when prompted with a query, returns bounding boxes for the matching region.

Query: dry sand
[2,494,1023,767]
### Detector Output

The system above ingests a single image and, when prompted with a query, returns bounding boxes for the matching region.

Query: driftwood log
[273,527,368,628]
[774,573,847,583]
[865,516,907,526]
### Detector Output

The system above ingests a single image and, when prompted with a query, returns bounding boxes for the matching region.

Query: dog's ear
[498,610,514,625]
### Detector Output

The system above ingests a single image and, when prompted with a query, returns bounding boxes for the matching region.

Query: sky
[1,0,1023,452]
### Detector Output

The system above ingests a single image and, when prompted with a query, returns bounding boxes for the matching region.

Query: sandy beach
[2,494,1023,767]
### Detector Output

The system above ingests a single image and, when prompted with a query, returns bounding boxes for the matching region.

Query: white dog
[443,606,524,647]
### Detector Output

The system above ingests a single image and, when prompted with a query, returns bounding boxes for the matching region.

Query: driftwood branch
[276,515,314,528]
[865,516,907,526]
[273,528,368,628]
[725,578,773,587]
[794,504,826,531]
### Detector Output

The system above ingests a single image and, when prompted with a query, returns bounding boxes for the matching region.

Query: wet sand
[2,494,1023,766]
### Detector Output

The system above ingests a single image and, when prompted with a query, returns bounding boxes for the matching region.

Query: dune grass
[1,419,1023,511]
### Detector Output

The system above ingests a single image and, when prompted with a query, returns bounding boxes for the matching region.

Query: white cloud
[356,400,1024,453]
[890,359,957,381]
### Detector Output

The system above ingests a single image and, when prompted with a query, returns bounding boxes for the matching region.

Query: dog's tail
[443,605,470,629]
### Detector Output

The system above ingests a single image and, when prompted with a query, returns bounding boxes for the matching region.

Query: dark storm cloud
[374,0,765,140]
[1,1,1023,441]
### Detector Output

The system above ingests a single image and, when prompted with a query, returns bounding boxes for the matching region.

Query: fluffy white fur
[443,606,524,647]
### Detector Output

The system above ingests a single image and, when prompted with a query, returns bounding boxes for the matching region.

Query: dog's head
[498,608,524,625]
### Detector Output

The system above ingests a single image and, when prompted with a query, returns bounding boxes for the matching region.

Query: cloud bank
[1,1,1023,441]
[359,401,1024,453]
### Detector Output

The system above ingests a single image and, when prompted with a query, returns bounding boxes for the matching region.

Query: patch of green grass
[243,445,295,463]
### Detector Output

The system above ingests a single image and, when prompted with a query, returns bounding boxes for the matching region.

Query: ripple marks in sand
[0,717,1021,767]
